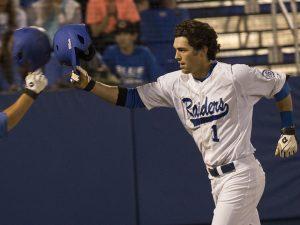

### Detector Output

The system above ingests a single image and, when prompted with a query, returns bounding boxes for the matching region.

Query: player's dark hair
[175,19,221,60]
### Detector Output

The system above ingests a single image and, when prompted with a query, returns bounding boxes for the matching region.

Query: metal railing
[271,0,300,75]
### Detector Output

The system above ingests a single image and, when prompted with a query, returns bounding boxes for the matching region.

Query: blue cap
[53,24,95,70]
[13,26,52,72]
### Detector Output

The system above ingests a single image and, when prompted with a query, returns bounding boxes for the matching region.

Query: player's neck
[192,60,211,80]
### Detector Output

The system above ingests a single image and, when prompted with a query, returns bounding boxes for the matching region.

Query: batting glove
[275,127,298,158]
[70,66,95,91]
[24,70,48,99]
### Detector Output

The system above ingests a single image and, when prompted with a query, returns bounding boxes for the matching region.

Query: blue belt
[208,162,235,177]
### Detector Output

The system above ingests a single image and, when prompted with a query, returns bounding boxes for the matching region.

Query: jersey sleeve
[233,64,286,99]
[137,75,174,110]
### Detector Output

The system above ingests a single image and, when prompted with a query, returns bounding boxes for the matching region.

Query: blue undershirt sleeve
[274,81,290,101]
[274,82,294,128]
[125,88,145,109]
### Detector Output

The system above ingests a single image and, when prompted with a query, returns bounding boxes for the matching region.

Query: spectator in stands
[74,0,88,23]
[139,0,190,72]
[79,51,120,86]
[102,20,163,87]
[29,0,82,40]
[135,0,150,13]
[86,0,140,53]
[148,0,177,9]
[28,0,82,90]
[159,0,177,9]
[20,0,38,8]
[0,0,26,92]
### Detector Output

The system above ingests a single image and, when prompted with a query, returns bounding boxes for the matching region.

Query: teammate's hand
[25,70,48,94]
[70,66,95,91]
[275,128,298,158]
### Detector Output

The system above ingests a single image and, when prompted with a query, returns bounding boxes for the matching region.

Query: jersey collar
[194,60,218,82]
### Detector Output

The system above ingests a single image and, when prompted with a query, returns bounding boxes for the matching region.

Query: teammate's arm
[1,71,48,134]
[3,94,34,132]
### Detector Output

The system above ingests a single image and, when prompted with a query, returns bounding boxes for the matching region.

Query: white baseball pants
[210,154,265,225]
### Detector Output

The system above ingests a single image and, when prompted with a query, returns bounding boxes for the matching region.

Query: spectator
[0,0,26,92]
[139,0,190,72]
[0,0,16,34]
[29,0,82,40]
[74,0,88,23]
[28,0,82,89]
[79,51,120,86]
[159,0,177,9]
[135,0,150,13]
[102,20,163,87]
[19,0,38,8]
[86,0,140,52]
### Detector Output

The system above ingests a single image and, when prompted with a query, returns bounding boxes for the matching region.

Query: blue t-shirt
[103,45,163,87]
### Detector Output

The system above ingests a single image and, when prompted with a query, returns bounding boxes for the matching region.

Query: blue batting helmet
[13,26,51,72]
[53,24,95,70]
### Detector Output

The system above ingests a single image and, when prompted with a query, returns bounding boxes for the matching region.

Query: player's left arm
[274,81,298,158]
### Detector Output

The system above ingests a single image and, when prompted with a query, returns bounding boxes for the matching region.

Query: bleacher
[140,0,300,76]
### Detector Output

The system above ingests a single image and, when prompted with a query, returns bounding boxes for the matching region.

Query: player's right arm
[72,66,119,104]
[72,66,173,109]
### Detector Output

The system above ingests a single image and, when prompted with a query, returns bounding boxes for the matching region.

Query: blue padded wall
[0,77,299,225]
[0,91,136,225]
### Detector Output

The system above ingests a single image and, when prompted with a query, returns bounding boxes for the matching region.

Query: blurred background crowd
[1,0,299,93]
[0,0,190,92]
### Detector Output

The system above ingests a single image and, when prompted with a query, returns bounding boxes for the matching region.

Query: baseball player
[0,26,49,138]
[54,20,297,225]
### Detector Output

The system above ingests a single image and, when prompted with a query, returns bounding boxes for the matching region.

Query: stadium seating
[140,0,300,75]
[178,0,300,75]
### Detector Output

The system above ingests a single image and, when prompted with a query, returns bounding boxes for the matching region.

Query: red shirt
[86,0,140,33]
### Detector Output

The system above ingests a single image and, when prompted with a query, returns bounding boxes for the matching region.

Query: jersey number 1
[211,125,220,142]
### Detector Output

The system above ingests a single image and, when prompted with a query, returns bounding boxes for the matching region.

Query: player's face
[173,37,208,76]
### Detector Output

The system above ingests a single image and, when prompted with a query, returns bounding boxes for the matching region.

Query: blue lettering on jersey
[182,97,229,126]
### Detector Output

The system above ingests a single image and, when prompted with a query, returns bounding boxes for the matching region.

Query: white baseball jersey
[137,62,286,167]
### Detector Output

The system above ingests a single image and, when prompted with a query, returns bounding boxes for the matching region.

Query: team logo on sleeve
[262,70,275,79]
[182,97,229,127]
